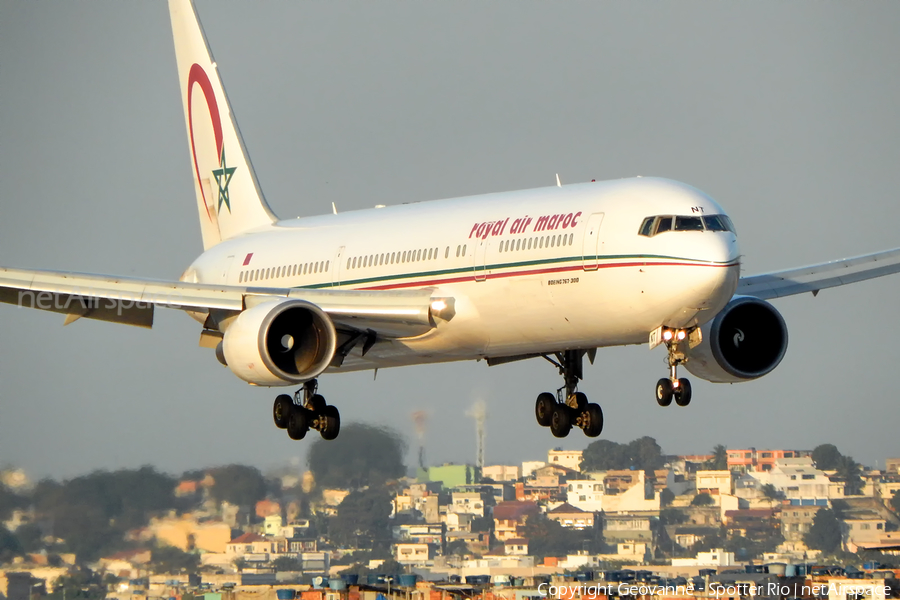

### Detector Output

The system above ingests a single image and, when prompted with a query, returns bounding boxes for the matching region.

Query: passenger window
[445,247,449,258]
[326,261,330,271]
[639,217,655,237]
[674,216,704,231]
[656,217,672,234]
[568,233,574,245]
[462,244,466,255]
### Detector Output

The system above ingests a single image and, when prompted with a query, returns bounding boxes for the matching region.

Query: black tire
[550,404,572,438]
[320,405,341,440]
[535,392,555,427]
[570,391,588,410]
[308,393,326,414]
[286,408,308,440]
[675,378,692,406]
[273,394,293,429]
[583,403,604,437]
[656,378,673,407]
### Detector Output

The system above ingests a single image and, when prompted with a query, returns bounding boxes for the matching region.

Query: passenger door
[581,212,605,271]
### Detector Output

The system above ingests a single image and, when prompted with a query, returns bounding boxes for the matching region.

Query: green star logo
[211,146,237,214]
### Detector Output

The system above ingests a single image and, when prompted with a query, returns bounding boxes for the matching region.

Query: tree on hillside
[30,467,180,561]
[836,456,864,496]
[707,445,728,470]
[522,514,601,559]
[804,509,842,553]
[0,525,21,563]
[691,493,714,506]
[890,492,900,515]
[0,485,26,521]
[208,465,267,508]
[272,556,301,572]
[762,484,781,501]
[307,424,406,489]
[151,545,200,574]
[660,489,675,507]
[330,487,393,548]
[812,444,843,470]
[581,436,664,472]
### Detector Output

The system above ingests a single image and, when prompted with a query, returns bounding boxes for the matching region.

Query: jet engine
[222,299,337,386]
[684,296,788,383]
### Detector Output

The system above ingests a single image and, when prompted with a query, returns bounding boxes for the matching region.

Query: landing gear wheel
[583,403,604,437]
[286,408,308,440]
[308,393,326,413]
[535,393,555,427]
[319,405,341,440]
[550,404,572,438]
[674,378,692,406]
[570,391,588,410]
[273,395,292,429]
[656,378,673,407]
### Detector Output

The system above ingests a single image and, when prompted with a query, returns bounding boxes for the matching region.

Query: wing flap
[738,248,900,300]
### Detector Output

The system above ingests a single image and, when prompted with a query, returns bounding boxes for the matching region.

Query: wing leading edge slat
[738,248,900,300]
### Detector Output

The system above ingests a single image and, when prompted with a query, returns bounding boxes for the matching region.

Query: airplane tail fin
[169,0,277,250]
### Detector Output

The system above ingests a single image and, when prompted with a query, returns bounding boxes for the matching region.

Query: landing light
[662,330,673,341]
[431,300,447,312]
[676,330,687,341]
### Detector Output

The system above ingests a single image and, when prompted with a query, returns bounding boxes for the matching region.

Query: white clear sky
[0,2,898,480]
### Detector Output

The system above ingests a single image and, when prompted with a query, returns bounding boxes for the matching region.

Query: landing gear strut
[655,328,693,408]
[272,378,341,441]
[534,350,603,438]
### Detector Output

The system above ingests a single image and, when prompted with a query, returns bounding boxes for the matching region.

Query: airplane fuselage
[184,176,741,373]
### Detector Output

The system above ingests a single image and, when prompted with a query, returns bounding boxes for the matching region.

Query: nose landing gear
[655,327,694,408]
[271,378,341,441]
[533,350,604,438]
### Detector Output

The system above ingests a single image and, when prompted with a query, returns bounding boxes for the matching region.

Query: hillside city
[1,428,899,600]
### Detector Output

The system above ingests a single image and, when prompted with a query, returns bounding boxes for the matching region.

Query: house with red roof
[492,501,539,541]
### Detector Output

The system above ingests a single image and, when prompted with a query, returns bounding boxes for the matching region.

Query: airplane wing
[737,248,900,300]
[0,267,439,338]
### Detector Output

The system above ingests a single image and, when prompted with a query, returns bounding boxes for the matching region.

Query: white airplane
[2,0,900,443]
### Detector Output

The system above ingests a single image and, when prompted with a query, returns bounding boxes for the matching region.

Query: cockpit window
[638,213,735,236]
[674,216,704,231]
[639,217,656,237]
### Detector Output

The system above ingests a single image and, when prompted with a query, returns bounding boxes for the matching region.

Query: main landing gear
[655,328,693,408]
[272,379,341,441]
[534,350,603,439]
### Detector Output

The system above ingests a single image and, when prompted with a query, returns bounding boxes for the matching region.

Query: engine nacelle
[684,296,788,383]
[222,299,337,386]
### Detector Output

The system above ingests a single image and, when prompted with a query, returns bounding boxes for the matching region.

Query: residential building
[673,525,720,549]
[225,532,278,559]
[503,538,529,556]
[548,449,583,472]
[149,515,234,553]
[696,470,733,496]
[754,458,833,498]
[671,548,736,567]
[492,501,539,541]
[781,502,827,543]
[482,465,521,482]
[724,509,781,538]
[263,514,282,536]
[727,449,808,473]
[546,502,595,529]
[394,542,435,565]
[420,464,478,489]
[455,482,515,502]
[567,479,604,512]
[599,470,661,513]
[442,511,473,532]
[391,523,443,545]
[602,514,654,547]
[450,492,486,517]
[255,499,281,519]
[521,461,546,479]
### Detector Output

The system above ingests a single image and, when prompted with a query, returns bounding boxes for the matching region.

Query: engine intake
[222,299,337,386]
[684,296,788,383]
